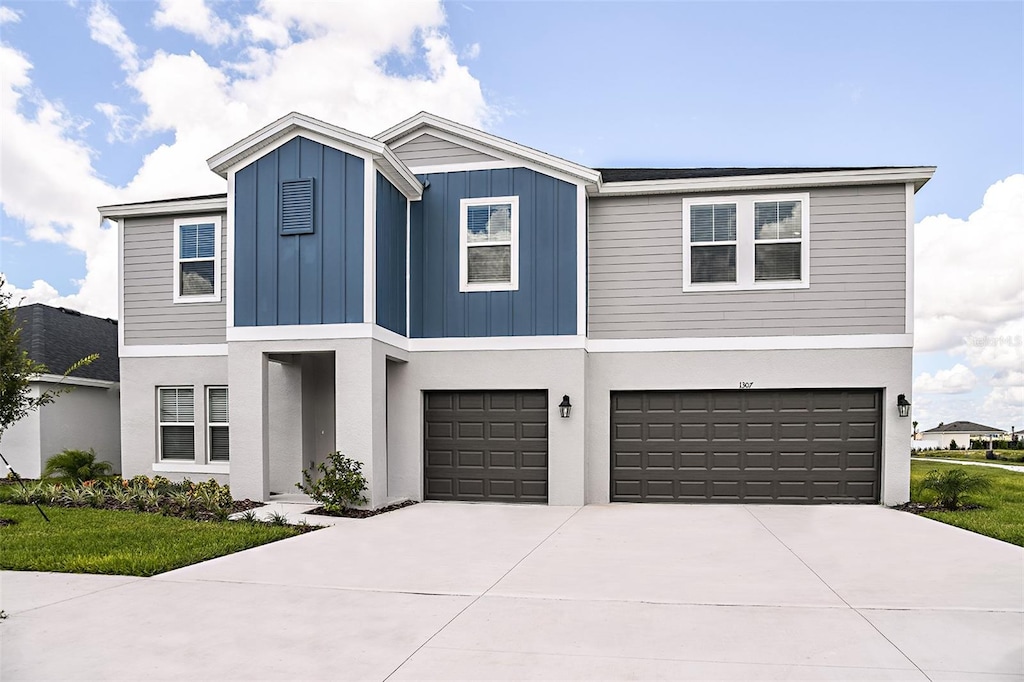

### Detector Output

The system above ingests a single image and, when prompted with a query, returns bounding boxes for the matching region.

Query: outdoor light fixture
[897,394,911,418]
[558,395,572,418]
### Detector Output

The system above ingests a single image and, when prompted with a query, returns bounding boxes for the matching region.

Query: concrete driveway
[3,503,1022,681]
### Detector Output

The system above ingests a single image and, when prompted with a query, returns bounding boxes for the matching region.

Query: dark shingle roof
[13,304,119,382]
[923,421,1006,434]
[597,167,913,183]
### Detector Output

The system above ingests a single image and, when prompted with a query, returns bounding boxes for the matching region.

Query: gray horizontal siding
[393,133,499,167]
[588,185,907,339]
[122,214,227,345]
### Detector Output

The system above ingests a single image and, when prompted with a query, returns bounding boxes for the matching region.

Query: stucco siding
[122,213,227,344]
[588,185,907,338]
[2,385,42,478]
[40,383,121,474]
[393,133,499,167]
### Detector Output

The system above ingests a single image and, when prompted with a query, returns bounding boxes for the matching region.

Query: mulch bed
[307,500,417,519]
[893,501,982,514]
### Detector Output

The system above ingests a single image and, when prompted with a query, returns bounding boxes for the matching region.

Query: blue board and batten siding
[409,168,577,338]
[375,172,408,336]
[234,136,364,326]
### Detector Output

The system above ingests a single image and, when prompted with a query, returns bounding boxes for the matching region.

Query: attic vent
[280,178,314,235]
[58,307,82,316]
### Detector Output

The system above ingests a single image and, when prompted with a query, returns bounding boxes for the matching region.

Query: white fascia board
[586,334,914,353]
[120,344,229,358]
[99,196,227,220]
[34,374,118,389]
[207,112,421,200]
[594,167,937,197]
[376,112,601,185]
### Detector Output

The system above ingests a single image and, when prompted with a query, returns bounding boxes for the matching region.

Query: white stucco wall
[1,385,42,478]
[40,383,121,474]
[120,356,229,484]
[585,346,913,506]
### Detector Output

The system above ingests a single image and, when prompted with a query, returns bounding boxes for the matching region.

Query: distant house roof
[596,167,919,182]
[922,421,1006,434]
[13,304,119,383]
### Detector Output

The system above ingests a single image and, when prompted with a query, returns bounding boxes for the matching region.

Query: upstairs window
[207,387,230,462]
[683,193,809,291]
[173,216,221,303]
[158,387,194,461]
[460,196,519,292]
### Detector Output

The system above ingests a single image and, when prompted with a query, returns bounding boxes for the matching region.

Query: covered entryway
[611,389,882,503]
[424,390,548,503]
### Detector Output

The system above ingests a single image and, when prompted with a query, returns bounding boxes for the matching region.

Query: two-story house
[100,112,933,507]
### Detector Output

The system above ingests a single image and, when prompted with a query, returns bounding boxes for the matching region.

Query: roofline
[99,194,228,219]
[375,111,602,185]
[593,166,937,197]
[34,373,118,389]
[206,112,422,200]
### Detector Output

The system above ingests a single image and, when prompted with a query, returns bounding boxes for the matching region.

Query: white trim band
[586,334,914,352]
[121,344,229,358]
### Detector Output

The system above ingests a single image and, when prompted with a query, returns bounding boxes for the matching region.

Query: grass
[913,449,1024,464]
[0,504,308,576]
[910,461,1024,546]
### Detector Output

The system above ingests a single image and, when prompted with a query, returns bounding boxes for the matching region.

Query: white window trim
[682,192,810,292]
[158,386,195,462]
[459,195,519,293]
[173,216,222,304]
[206,386,229,464]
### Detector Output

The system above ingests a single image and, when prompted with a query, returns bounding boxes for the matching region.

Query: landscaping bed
[306,499,417,518]
[904,461,1024,546]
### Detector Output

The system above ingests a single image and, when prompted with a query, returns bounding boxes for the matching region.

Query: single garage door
[424,390,548,503]
[611,389,881,503]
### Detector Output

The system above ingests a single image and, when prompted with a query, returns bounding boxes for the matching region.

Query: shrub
[948,439,959,451]
[919,468,993,511]
[42,449,113,483]
[296,452,368,513]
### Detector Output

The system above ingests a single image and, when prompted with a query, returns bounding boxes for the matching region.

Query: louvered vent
[280,178,314,234]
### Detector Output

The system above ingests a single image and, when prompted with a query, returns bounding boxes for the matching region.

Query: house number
[739,382,754,389]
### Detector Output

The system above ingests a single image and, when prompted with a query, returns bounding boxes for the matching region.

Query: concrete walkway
[912,456,1024,473]
[3,503,1022,680]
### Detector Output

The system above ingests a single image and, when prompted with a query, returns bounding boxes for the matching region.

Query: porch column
[228,343,270,501]
[334,339,388,508]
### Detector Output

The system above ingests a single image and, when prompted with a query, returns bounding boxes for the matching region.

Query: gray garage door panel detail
[424,391,548,503]
[611,389,881,504]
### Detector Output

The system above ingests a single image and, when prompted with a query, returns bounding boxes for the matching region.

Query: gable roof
[14,304,119,383]
[598,167,922,182]
[376,111,602,185]
[206,112,422,200]
[923,421,1006,434]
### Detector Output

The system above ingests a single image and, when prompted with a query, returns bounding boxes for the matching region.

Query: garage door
[424,391,548,503]
[611,389,881,503]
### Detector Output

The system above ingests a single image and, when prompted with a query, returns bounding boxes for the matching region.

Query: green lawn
[913,449,1024,464]
[910,461,1024,546]
[0,504,309,576]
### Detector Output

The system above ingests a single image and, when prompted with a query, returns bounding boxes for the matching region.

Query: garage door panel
[611,389,881,504]
[425,390,548,504]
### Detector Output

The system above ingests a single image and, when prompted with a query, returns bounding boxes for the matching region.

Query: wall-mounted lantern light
[897,394,911,418]
[558,395,572,419]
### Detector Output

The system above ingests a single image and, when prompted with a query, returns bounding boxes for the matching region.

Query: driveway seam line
[743,506,934,682]
[3,577,144,617]
[380,505,586,682]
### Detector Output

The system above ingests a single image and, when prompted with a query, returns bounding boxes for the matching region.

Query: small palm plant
[919,468,992,510]
[42,449,113,483]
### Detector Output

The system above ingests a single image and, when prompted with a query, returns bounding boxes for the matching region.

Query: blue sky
[0,0,1021,429]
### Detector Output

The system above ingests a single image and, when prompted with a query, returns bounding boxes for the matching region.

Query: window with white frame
[207,387,229,462]
[158,387,195,461]
[459,196,519,292]
[173,216,221,303]
[683,193,809,291]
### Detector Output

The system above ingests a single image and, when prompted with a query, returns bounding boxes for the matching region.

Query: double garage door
[423,388,881,505]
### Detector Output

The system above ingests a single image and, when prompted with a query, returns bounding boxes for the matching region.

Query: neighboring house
[100,111,933,506]
[4,304,121,478]
[921,421,1006,450]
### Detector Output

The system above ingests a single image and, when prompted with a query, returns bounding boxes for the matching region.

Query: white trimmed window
[682,193,809,291]
[158,387,195,461]
[459,196,519,292]
[207,387,229,463]
[173,216,221,303]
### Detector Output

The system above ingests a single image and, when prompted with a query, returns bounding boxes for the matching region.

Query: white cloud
[959,318,1024,372]
[1,1,491,319]
[915,174,1024,352]
[913,363,978,394]
[0,6,22,24]
[87,1,139,73]
[152,0,235,46]
[981,386,1024,431]
[992,368,1024,388]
